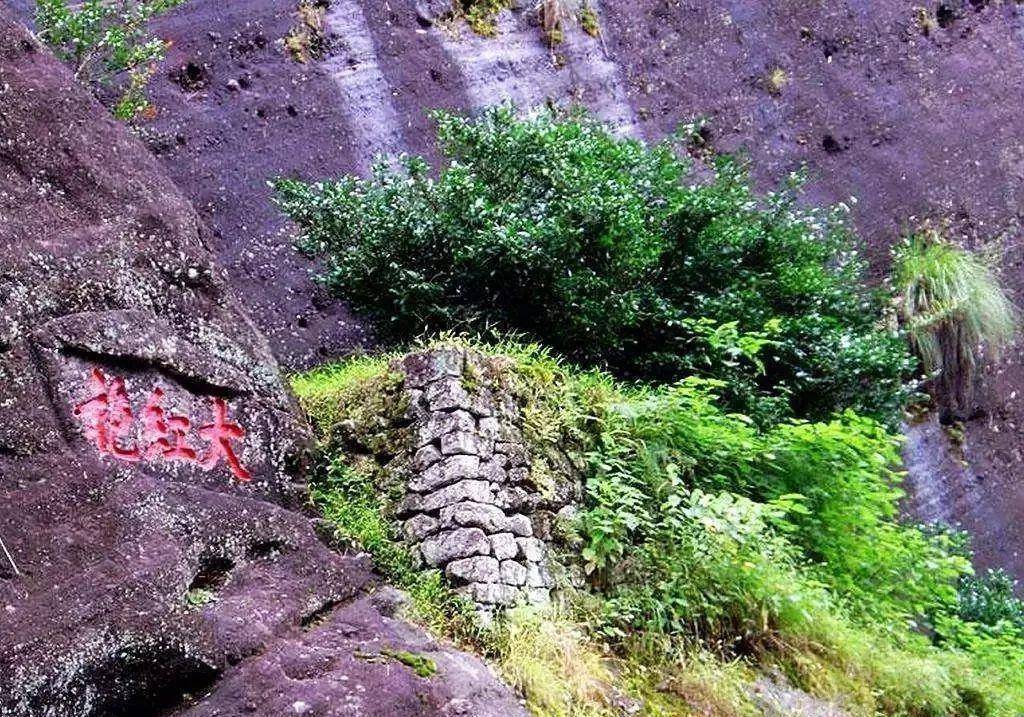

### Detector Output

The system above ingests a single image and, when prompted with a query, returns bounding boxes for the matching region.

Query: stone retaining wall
[344,347,582,614]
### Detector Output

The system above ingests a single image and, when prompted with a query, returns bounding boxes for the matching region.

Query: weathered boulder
[0,10,525,716]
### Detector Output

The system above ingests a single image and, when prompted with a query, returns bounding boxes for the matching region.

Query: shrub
[894,231,1018,420]
[574,378,1014,716]
[955,568,1024,630]
[758,415,967,622]
[275,106,914,425]
[34,0,183,119]
[579,380,967,627]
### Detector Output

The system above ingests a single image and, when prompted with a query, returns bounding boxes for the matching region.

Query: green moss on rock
[382,648,438,678]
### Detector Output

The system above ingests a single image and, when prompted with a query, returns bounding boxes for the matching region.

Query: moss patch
[292,354,409,453]
[580,5,600,38]
[458,0,513,37]
[382,648,438,678]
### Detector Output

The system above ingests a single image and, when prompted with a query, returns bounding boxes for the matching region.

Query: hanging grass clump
[894,230,1018,420]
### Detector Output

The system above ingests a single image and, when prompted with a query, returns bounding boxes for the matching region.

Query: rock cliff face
[31,0,1013,584]
[5,0,1020,604]
[0,8,526,715]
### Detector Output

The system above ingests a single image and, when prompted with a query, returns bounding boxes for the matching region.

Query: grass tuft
[494,607,619,717]
[894,230,1018,416]
[381,648,438,678]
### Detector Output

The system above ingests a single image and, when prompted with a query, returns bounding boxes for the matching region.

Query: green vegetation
[276,106,915,426]
[34,0,184,120]
[894,231,1017,419]
[492,607,619,717]
[454,0,596,42]
[540,0,567,45]
[380,648,438,678]
[311,457,482,644]
[580,385,967,627]
[284,0,328,63]
[766,67,788,95]
[294,339,1024,717]
[184,587,216,608]
[956,568,1024,630]
[456,0,513,36]
[579,4,600,38]
[282,102,1021,717]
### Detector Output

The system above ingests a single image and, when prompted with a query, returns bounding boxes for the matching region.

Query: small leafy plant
[956,568,1024,630]
[579,3,600,38]
[284,0,329,63]
[456,0,512,36]
[34,0,184,119]
[185,587,216,608]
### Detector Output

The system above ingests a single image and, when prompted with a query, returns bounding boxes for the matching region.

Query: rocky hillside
[120,0,1024,584]
[0,6,526,715]
[5,0,1024,714]
[7,0,1021,580]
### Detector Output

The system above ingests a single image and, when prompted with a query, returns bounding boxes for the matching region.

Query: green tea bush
[35,0,184,119]
[275,106,915,425]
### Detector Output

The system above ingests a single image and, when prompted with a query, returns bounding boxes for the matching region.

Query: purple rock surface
[0,9,525,715]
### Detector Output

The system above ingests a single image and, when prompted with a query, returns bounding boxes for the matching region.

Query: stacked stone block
[393,348,561,612]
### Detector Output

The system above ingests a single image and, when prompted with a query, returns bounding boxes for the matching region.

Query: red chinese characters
[73,369,140,462]
[198,398,252,482]
[73,369,252,482]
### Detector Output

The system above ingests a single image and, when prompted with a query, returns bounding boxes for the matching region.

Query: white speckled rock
[417,480,495,512]
[441,502,508,533]
[490,532,519,561]
[526,561,553,588]
[459,582,521,606]
[517,537,546,563]
[425,378,472,412]
[404,514,440,541]
[420,528,491,567]
[441,430,486,456]
[409,454,481,492]
[446,555,500,583]
[500,560,528,586]
[506,514,533,537]
[412,444,443,472]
